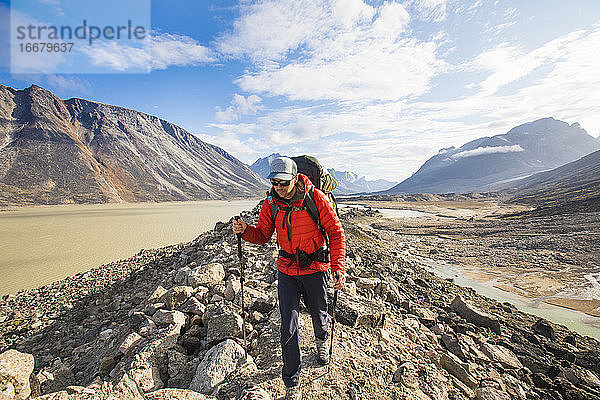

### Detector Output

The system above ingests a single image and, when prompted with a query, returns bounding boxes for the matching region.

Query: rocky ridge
[0,84,267,206]
[1,207,600,399]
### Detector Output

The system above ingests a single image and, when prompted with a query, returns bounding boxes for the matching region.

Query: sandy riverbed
[341,197,600,318]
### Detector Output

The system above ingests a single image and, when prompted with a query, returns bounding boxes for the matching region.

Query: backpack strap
[303,187,329,247]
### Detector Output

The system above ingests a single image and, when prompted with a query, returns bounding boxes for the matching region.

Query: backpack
[267,155,340,246]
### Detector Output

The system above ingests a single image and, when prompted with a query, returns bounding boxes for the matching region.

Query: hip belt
[278,247,330,268]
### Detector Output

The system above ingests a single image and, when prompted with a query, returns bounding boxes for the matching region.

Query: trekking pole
[236,216,247,350]
[329,273,339,358]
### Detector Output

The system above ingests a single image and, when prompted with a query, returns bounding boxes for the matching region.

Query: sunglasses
[270,179,292,187]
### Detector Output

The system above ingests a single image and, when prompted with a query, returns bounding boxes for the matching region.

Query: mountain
[327,168,397,194]
[249,153,397,194]
[0,85,267,206]
[507,149,600,214]
[384,117,600,194]
[248,153,281,181]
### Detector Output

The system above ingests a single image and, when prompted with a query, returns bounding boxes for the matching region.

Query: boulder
[237,386,272,400]
[119,333,145,356]
[440,351,478,390]
[111,373,146,400]
[532,319,555,341]
[166,286,195,310]
[188,263,225,288]
[178,297,206,316]
[223,280,240,301]
[148,286,168,303]
[153,310,186,327]
[189,339,248,394]
[244,287,276,314]
[480,342,522,369]
[0,350,35,400]
[475,387,511,400]
[451,296,500,334]
[355,277,380,290]
[206,312,243,345]
[335,294,386,328]
[146,388,214,399]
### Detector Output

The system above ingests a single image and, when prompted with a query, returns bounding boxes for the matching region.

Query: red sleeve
[241,198,275,245]
[314,190,346,273]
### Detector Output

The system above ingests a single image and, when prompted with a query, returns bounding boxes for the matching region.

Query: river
[0,200,258,296]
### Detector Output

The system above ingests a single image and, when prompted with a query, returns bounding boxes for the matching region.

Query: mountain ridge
[383,117,600,195]
[0,84,268,206]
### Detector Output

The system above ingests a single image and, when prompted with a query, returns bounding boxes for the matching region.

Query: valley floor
[342,197,600,318]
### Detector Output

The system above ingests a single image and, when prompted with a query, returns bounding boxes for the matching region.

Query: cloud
[411,0,448,22]
[215,93,262,122]
[78,32,215,72]
[451,145,524,160]
[45,75,91,95]
[218,0,443,102]
[212,4,600,182]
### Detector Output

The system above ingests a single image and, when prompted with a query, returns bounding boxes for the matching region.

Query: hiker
[232,156,346,400]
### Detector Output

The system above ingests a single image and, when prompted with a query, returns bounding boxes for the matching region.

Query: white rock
[189,339,248,394]
[0,349,35,400]
[119,333,144,356]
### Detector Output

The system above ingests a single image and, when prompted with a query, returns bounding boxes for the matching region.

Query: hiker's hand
[232,218,247,235]
[333,271,345,290]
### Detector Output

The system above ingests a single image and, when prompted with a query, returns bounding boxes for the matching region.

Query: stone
[441,333,468,361]
[175,267,193,285]
[451,296,500,334]
[99,328,114,341]
[189,339,248,394]
[532,319,555,341]
[167,286,195,310]
[355,277,380,290]
[250,311,267,324]
[167,349,194,389]
[146,388,214,399]
[112,373,146,400]
[237,385,272,400]
[244,287,276,314]
[440,351,478,390]
[119,332,144,356]
[148,286,168,303]
[178,297,206,315]
[336,294,386,328]
[188,263,225,288]
[480,342,522,369]
[342,281,357,297]
[223,279,240,301]
[37,359,75,394]
[153,310,186,326]
[206,312,243,344]
[392,362,419,389]
[99,356,116,373]
[475,387,511,400]
[0,349,35,400]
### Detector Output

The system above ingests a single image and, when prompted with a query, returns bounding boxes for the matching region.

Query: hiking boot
[285,385,301,400]
[316,337,330,365]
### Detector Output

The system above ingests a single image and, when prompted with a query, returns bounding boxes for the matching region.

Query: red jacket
[242,174,346,276]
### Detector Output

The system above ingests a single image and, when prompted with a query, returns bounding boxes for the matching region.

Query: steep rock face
[385,117,600,194]
[0,85,267,205]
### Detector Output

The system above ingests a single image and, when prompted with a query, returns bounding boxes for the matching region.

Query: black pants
[278,270,329,388]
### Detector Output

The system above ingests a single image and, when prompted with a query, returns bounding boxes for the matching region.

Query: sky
[0,0,599,182]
